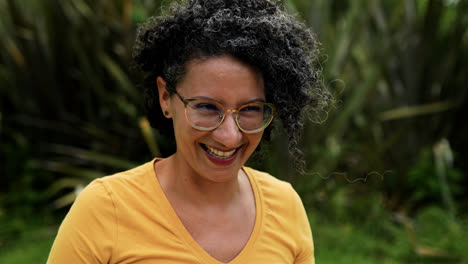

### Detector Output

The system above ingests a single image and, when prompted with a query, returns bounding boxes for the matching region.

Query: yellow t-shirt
[47,159,314,264]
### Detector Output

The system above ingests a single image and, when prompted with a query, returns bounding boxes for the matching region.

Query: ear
[157,76,172,118]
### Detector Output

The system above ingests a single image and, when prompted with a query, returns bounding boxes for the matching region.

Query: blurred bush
[0,0,163,210]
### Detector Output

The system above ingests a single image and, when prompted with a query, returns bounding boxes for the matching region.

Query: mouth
[200,144,239,159]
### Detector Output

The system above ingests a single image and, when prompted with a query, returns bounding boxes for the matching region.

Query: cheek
[247,133,264,149]
[173,114,206,145]
[171,106,184,123]
[172,111,190,143]
[171,106,191,132]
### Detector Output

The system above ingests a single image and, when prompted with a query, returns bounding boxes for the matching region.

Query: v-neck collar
[145,158,263,264]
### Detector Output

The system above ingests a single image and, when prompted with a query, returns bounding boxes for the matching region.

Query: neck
[156,154,244,208]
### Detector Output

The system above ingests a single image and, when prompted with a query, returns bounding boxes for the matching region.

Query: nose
[211,112,243,148]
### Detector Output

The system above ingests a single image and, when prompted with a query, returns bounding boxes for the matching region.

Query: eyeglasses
[174,91,275,133]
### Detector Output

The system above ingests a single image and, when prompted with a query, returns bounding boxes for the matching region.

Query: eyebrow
[191,96,266,105]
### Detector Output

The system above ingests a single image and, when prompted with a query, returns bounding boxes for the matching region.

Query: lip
[201,144,241,166]
[203,144,240,152]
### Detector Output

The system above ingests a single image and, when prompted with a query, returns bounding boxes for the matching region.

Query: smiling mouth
[201,144,239,159]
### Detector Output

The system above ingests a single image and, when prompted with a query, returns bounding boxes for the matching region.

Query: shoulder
[84,159,155,198]
[98,159,154,186]
[243,167,314,261]
[243,166,299,212]
[70,159,157,222]
[243,166,294,194]
[47,170,121,263]
[68,161,152,229]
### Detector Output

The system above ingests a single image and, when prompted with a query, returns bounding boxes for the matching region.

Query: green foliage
[415,206,465,254]
[408,146,463,207]
[0,222,56,264]
[312,211,468,263]
[275,0,468,214]
[0,0,165,209]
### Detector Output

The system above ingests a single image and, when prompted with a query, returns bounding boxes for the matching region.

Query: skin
[154,55,265,262]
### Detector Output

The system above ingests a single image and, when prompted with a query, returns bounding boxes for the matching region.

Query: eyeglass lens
[186,99,273,132]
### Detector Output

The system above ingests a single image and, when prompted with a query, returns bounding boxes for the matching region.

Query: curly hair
[133,0,329,171]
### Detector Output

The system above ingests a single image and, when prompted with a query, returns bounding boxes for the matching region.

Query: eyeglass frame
[172,90,275,134]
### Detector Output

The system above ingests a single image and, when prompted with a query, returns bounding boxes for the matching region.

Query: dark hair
[133,0,329,170]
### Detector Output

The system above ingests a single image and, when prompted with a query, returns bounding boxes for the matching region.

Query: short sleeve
[292,188,315,264]
[47,180,116,264]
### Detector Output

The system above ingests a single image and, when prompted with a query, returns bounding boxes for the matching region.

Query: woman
[47,0,328,263]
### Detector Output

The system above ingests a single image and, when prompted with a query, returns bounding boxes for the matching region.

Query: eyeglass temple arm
[173,91,191,107]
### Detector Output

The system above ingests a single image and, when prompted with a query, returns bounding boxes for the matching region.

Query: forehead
[176,55,265,104]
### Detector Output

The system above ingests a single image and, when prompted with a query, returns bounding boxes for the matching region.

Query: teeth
[205,145,237,158]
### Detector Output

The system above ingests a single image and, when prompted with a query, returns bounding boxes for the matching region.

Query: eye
[193,102,220,111]
[241,105,262,112]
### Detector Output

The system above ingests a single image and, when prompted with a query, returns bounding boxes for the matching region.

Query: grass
[311,207,468,264]
[313,221,408,264]
[0,225,56,263]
